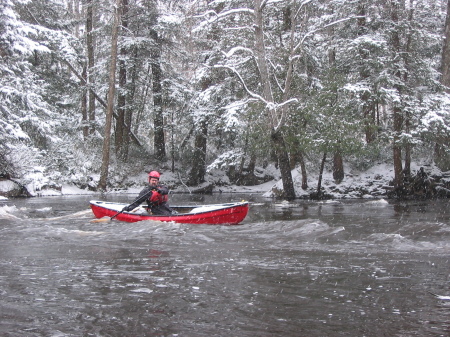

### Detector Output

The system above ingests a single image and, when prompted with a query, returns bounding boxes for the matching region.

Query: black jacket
[127,184,172,215]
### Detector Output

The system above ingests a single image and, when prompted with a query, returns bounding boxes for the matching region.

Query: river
[0,194,449,336]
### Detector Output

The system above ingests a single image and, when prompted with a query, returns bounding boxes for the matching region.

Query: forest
[1,0,450,200]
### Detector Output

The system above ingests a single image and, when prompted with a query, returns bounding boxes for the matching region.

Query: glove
[156,187,168,195]
[122,205,132,212]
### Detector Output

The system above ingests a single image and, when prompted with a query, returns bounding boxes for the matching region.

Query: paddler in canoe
[121,170,173,215]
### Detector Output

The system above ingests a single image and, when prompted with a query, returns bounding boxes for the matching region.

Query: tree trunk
[246,155,256,176]
[434,141,450,170]
[435,0,450,170]
[299,151,308,190]
[253,0,274,107]
[188,120,208,186]
[403,0,415,177]
[115,51,126,157]
[115,0,128,160]
[291,121,308,189]
[289,136,304,170]
[317,152,327,198]
[81,64,88,139]
[333,151,344,183]
[393,134,403,189]
[98,0,121,191]
[75,0,81,37]
[271,129,296,199]
[86,0,96,135]
[150,29,166,161]
[327,27,345,185]
[404,110,411,177]
[123,46,139,160]
[442,0,450,89]
[357,2,377,143]
[390,0,404,191]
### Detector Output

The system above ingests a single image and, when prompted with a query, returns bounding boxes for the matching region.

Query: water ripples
[0,198,449,336]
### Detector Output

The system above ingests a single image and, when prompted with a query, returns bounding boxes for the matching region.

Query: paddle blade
[90,216,112,223]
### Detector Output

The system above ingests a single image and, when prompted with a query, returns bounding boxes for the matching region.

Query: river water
[0,194,449,336]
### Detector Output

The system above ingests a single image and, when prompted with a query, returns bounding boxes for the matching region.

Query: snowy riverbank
[1,162,449,200]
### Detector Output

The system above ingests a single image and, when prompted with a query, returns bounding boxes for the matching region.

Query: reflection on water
[0,195,449,336]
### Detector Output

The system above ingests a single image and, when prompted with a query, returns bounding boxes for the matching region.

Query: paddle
[91,188,156,223]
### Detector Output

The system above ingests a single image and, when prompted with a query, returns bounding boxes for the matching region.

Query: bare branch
[294,16,365,53]
[193,8,254,32]
[214,65,268,105]
[260,0,269,11]
[294,0,313,21]
[268,59,285,94]
[192,10,219,19]
[274,98,298,132]
[223,47,254,58]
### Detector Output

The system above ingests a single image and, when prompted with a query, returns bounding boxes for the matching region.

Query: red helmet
[148,171,161,180]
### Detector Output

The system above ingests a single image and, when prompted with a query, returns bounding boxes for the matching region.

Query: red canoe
[90,200,249,225]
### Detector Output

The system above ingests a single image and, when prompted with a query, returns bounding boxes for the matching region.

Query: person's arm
[123,187,152,211]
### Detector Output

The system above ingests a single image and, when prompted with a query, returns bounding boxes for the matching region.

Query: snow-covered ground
[0,162,442,200]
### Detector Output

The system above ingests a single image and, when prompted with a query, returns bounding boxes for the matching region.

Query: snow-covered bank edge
[1,162,449,200]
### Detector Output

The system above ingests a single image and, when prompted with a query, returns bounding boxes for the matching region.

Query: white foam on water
[53,228,106,236]
[0,205,22,220]
[318,200,341,204]
[130,288,153,293]
[273,200,297,208]
[429,292,450,300]
[365,199,389,206]
[367,232,450,252]
[44,209,93,220]
[36,207,53,212]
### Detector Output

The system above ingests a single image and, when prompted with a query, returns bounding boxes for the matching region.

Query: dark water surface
[0,194,449,336]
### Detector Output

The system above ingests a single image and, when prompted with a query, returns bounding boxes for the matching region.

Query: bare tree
[390,0,404,192]
[86,0,96,136]
[249,0,299,199]
[435,0,450,170]
[150,28,166,161]
[442,0,450,89]
[188,119,208,186]
[357,2,377,144]
[115,0,128,160]
[98,0,122,191]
